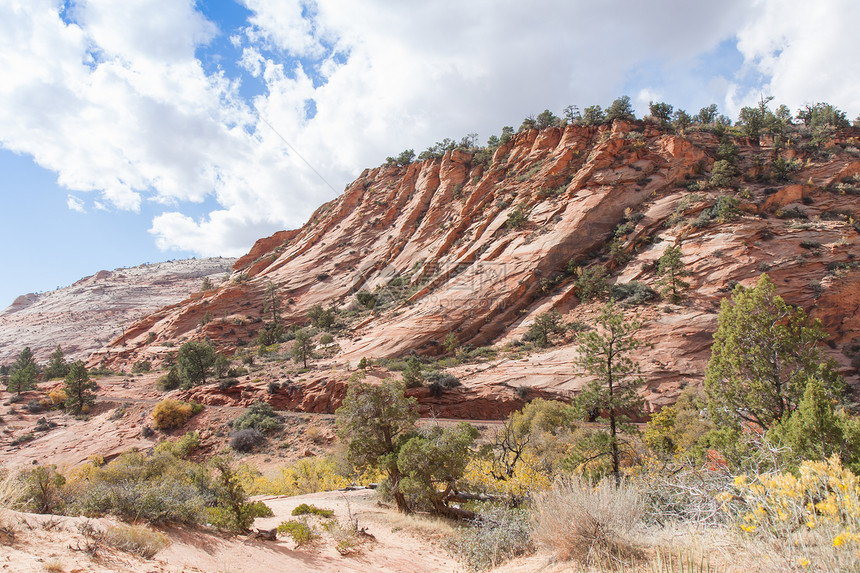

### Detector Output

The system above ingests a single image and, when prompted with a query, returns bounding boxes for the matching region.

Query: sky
[1,0,859,309]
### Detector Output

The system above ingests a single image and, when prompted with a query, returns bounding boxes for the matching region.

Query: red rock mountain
[0,258,235,364]
[91,121,860,416]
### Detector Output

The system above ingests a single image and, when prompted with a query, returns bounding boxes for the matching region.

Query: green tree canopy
[704,274,842,432]
[573,301,644,483]
[656,244,690,302]
[292,328,314,369]
[336,379,418,512]
[8,346,38,395]
[605,95,635,122]
[397,422,478,518]
[64,361,96,415]
[526,310,565,347]
[768,377,860,471]
[177,340,216,387]
[649,101,673,126]
[43,345,70,380]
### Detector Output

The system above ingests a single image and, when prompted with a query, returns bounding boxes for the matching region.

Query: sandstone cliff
[0,258,235,363]
[92,121,860,416]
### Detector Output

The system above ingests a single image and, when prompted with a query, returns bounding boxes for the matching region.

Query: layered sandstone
[0,258,235,363]
[91,121,860,415]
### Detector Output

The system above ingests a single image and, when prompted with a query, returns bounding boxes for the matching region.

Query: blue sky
[1,0,859,308]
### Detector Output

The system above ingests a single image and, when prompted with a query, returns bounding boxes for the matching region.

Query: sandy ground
[0,489,465,573]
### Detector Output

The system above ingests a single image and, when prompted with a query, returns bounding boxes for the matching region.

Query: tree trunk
[388,467,410,513]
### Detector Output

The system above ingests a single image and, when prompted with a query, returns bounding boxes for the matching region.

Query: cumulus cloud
[731,0,860,116]
[1,0,858,260]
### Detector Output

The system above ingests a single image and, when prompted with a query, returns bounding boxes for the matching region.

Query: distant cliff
[0,258,235,363]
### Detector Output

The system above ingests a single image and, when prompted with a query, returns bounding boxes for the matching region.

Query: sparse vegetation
[176,340,216,387]
[151,399,198,431]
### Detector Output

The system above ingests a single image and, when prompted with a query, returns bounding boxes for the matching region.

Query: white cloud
[731,0,860,116]
[1,0,858,261]
[66,195,86,213]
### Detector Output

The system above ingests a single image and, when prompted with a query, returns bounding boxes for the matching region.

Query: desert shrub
[692,195,739,228]
[292,503,334,518]
[46,389,66,408]
[633,457,731,526]
[213,353,230,378]
[720,456,860,570]
[709,159,737,188]
[278,519,317,545]
[19,465,66,514]
[141,425,155,438]
[238,456,355,497]
[533,477,644,567]
[308,304,336,329]
[776,206,808,220]
[506,205,527,229]
[401,356,424,388]
[230,428,264,452]
[154,431,200,459]
[524,310,565,347]
[26,399,43,413]
[227,366,248,377]
[267,381,280,394]
[355,291,377,309]
[10,433,34,446]
[131,360,152,374]
[233,401,282,433]
[71,476,205,524]
[448,504,533,571]
[151,399,194,431]
[799,239,821,250]
[575,265,609,301]
[610,281,658,305]
[424,371,461,388]
[34,417,56,432]
[155,368,181,392]
[207,457,268,532]
[218,377,238,390]
[102,524,170,558]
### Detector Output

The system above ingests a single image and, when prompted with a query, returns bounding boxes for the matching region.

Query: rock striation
[0,258,235,363]
[91,121,860,416]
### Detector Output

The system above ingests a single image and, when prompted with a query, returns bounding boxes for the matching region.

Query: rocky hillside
[0,258,235,363]
[92,120,860,415]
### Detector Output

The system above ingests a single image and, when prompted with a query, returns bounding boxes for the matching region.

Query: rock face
[0,258,235,363]
[93,121,860,416]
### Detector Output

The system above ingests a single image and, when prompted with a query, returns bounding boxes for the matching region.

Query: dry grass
[0,467,19,509]
[42,560,64,573]
[101,523,170,559]
[384,510,456,537]
[533,477,645,568]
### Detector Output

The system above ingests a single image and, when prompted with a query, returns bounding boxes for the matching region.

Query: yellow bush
[151,399,193,430]
[47,389,66,407]
[462,454,552,497]
[723,456,860,569]
[238,456,364,496]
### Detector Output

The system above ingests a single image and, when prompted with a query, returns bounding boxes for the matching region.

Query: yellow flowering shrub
[723,455,860,567]
[237,456,380,497]
[461,454,552,498]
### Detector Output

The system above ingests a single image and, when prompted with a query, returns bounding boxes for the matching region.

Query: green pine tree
[8,347,38,395]
[43,345,70,379]
[572,301,644,484]
[705,274,843,432]
[656,245,690,302]
[64,361,96,415]
[292,329,314,369]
